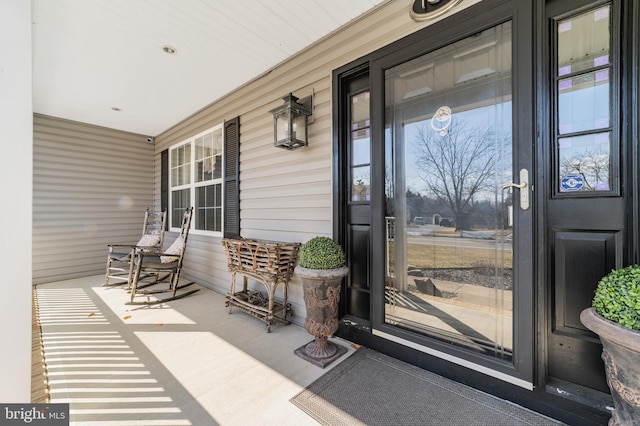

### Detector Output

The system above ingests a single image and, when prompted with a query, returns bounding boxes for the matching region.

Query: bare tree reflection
[413,122,509,230]
[559,148,609,191]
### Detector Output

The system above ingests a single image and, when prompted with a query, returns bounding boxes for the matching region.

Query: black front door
[335,0,639,412]
[542,0,626,403]
[373,14,534,386]
[337,0,536,388]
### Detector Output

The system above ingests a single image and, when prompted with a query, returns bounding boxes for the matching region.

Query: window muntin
[169,125,224,233]
[554,4,614,195]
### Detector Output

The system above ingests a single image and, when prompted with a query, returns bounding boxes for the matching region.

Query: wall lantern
[270,93,312,150]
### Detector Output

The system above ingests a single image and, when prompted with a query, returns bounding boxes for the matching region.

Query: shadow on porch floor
[33,275,355,425]
[32,275,566,425]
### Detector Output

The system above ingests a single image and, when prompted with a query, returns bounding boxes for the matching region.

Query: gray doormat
[291,348,564,426]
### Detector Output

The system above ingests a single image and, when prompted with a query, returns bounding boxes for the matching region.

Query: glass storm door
[382,22,522,362]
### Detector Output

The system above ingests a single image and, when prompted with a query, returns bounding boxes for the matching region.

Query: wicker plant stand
[222,238,301,332]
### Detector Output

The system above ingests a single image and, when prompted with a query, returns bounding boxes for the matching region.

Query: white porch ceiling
[32,0,388,136]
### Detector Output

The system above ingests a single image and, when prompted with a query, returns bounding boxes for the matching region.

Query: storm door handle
[501,168,529,211]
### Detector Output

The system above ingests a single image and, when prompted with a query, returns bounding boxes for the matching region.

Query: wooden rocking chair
[104,208,167,287]
[127,207,199,305]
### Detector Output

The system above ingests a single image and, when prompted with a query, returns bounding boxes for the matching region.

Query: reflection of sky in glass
[559,133,608,153]
[595,133,608,144]
[352,132,370,165]
[401,102,512,200]
[559,139,570,148]
[558,72,609,134]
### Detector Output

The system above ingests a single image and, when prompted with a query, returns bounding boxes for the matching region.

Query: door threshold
[373,328,533,389]
[545,378,613,414]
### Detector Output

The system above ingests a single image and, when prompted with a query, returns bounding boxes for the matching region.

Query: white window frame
[168,123,224,236]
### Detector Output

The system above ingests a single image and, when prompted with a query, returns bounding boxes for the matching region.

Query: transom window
[169,124,224,233]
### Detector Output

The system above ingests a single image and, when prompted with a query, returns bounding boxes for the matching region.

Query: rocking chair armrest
[159,253,180,260]
[133,244,162,251]
[134,250,180,266]
[130,246,164,261]
[134,248,177,258]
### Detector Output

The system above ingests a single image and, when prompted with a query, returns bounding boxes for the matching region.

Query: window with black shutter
[161,116,240,236]
[224,117,240,238]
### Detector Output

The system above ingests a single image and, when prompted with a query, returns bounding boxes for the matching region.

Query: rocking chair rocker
[104,208,167,287]
[127,207,199,305]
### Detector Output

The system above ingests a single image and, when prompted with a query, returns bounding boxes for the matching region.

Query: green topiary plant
[592,265,640,331]
[298,237,345,270]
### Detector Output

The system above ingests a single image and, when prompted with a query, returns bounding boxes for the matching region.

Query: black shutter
[224,117,240,238]
[160,149,169,230]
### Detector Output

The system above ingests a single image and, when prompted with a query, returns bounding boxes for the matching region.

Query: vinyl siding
[33,114,153,284]
[153,0,479,325]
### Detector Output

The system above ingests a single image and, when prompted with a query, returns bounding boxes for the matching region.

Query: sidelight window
[554,4,616,194]
[350,91,371,202]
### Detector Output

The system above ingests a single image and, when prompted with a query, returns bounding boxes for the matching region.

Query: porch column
[0,0,33,402]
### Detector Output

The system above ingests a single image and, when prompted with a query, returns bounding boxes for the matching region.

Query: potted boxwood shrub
[294,236,349,368]
[580,265,640,425]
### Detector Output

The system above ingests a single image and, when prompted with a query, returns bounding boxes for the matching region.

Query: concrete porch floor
[32,275,356,425]
[31,275,567,425]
